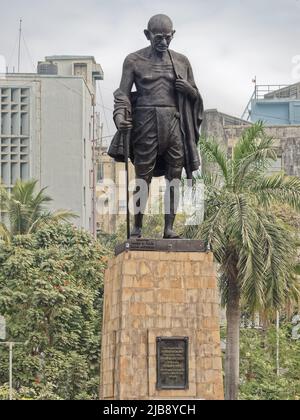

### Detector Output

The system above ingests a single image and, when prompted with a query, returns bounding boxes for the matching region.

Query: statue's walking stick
[123,110,132,240]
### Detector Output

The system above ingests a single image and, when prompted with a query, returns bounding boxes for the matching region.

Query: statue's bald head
[147,14,174,34]
[144,14,175,53]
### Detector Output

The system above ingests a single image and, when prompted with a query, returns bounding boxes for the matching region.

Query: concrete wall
[224,125,300,176]
[40,77,92,230]
[201,109,228,148]
[202,110,300,177]
[202,109,251,148]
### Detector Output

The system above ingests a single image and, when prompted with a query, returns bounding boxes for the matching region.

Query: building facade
[95,148,167,235]
[203,108,300,177]
[0,56,103,232]
[96,145,135,235]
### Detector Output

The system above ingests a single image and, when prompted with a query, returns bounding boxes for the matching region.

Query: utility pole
[276,311,280,376]
[9,343,13,400]
[0,341,23,400]
[17,19,22,73]
[91,94,97,239]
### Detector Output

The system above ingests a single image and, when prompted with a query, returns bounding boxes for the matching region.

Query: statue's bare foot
[163,229,181,239]
[130,227,142,239]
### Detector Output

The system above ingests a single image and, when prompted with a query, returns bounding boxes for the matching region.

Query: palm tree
[185,122,300,400]
[0,179,77,241]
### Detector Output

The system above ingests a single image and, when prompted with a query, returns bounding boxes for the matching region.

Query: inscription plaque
[115,239,206,256]
[156,337,189,390]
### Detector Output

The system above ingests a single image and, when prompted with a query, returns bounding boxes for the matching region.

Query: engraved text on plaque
[156,337,189,390]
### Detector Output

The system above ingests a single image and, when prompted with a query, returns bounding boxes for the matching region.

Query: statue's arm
[119,56,135,97]
[176,57,199,100]
[114,56,135,130]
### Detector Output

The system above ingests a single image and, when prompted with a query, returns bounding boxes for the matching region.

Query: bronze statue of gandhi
[109,14,203,239]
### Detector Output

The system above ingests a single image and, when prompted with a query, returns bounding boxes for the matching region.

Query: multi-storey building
[0,55,104,232]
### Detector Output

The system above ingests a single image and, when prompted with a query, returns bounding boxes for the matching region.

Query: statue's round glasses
[150,33,174,43]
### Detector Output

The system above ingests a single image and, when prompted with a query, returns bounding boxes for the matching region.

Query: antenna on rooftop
[17,19,22,72]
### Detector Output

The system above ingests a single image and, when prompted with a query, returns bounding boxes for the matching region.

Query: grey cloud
[0,0,299,139]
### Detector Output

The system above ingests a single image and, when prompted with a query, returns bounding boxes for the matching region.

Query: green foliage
[97,230,118,253]
[0,180,76,241]
[185,123,300,314]
[239,324,300,400]
[0,223,108,400]
[185,123,300,399]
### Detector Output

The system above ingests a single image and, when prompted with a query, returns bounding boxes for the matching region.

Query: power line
[7,35,19,71]
[51,79,116,138]
[52,78,87,97]
[21,33,36,73]
[97,83,110,136]
[96,103,113,112]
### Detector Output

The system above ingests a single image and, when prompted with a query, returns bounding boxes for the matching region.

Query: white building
[0,55,103,232]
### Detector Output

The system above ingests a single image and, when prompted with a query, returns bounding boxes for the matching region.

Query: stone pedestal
[100,242,224,400]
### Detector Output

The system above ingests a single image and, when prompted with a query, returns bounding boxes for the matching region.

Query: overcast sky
[1,0,300,140]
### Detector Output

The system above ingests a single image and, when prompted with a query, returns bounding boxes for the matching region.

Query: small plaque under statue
[156,337,189,390]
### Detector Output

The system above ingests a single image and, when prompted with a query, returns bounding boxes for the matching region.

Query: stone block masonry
[100,249,224,400]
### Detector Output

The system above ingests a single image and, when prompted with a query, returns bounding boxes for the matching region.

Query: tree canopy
[185,122,300,399]
[0,223,108,400]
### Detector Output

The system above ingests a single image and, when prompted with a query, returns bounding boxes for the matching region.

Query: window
[21,113,29,136]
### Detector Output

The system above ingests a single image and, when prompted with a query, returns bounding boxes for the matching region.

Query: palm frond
[50,209,78,222]
[12,179,38,202]
[233,121,265,162]
[0,222,11,243]
[251,173,300,210]
[27,210,77,234]
[233,124,277,189]
[185,122,300,315]
[199,137,229,183]
[1,179,78,236]
[0,184,9,211]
